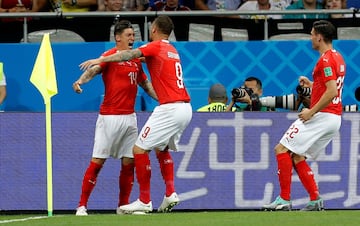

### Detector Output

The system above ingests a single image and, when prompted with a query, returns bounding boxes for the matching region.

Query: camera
[296,85,311,96]
[260,94,297,111]
[231,87,253,99]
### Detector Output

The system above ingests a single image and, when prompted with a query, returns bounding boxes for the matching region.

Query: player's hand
[79,59,101,71]
[73,82,82,94]
[298,108,313,122]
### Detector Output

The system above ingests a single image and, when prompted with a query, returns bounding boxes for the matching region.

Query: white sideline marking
[0,216,48,224]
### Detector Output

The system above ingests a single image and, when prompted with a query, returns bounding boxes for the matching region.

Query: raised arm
[80,49,143,70]
[73,65,102,94]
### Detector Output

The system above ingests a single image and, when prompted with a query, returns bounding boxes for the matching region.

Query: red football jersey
[99,48,147,115]
[311,49,346,115]
[139,40,191,105]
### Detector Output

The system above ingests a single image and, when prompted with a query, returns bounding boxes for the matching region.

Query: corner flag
[30,33,58,104]
[29,33,57,217]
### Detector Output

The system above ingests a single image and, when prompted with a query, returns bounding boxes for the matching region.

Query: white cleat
[119,199,153,214]
[157,192,180,213]
[75,206,88,216]
[116,207,126,215]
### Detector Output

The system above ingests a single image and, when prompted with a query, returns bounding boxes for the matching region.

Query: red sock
[295,160,319,201]
[134,153,151,203]
[118,162,134,206]
[78,161,103,207]
[156,151,175,197]
[276,152,292,201]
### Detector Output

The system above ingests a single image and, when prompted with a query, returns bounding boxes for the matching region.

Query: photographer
[226,76,268,112]
[197,83,229,112]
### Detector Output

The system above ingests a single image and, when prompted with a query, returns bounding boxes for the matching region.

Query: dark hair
[313,20,336,43]
[245,76,262,90]
[114,20,133,36]
[153,15,174,36]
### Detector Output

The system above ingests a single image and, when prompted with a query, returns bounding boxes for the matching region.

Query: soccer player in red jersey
[80,15,192,214]
[72,20,157,216]
[263,20,346,211]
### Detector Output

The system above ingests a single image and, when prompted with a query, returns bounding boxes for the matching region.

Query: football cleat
[262,196,292,211]
[157,192,180,213]
[119,199,153,214]
[301,198,324,211]
[75,206,88,216]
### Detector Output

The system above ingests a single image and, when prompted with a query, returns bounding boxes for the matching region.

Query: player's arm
[73,65,102,94]
[139,79,158,101]
[80,49,143,70]
[298,80,337,121]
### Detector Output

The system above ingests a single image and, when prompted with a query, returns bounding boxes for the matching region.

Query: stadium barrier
[0,112,359,210]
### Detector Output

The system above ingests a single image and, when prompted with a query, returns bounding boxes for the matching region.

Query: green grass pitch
[0,210,359,226]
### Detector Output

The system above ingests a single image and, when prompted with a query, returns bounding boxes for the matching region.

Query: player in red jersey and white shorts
[80,15,193,214]
[72,20,157,216]
[263,20,346,211]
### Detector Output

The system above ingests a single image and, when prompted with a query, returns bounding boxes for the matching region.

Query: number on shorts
[142,126,151,138]
[286,124,299,139]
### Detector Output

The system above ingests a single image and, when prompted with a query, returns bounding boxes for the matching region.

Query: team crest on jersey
[324,67,332,77]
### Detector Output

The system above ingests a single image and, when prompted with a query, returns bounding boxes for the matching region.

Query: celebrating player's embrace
[75,15,192,215]
[263,20,346,211]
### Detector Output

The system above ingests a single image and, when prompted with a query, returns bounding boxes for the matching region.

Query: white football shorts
[92,113,138,159]
[280,112,341,160]
[135,102,192,151]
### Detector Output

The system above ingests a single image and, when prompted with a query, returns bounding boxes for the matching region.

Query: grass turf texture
[0,211,358,226]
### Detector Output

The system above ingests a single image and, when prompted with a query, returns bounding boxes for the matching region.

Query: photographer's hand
[236,93,252,105]
[225,99,236,112]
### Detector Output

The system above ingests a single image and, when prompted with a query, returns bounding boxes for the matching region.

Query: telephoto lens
[296,85,311,96]
[260,94,297,111]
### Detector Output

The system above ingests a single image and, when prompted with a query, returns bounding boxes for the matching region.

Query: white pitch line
[0,216,48,224]
[178,188,208,201]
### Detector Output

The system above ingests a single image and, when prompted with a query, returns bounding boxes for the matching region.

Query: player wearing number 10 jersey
[263,20,345,212]
[79,15,192,214]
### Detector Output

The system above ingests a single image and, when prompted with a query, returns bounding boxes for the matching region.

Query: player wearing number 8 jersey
[80,15,192,214]
[263,20,345,211]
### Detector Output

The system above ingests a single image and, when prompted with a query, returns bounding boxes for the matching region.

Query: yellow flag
[0,62,4,82]
[30,33,58,104]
